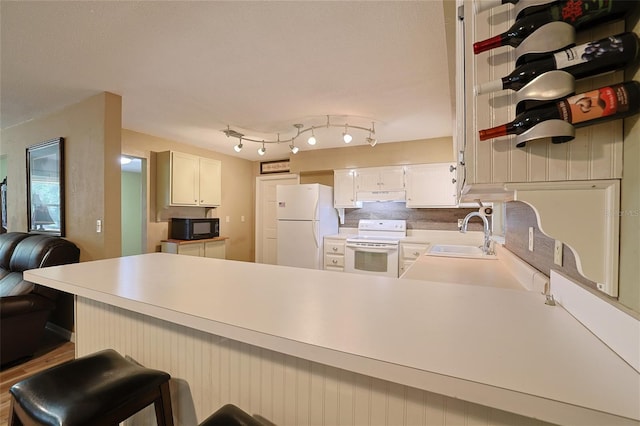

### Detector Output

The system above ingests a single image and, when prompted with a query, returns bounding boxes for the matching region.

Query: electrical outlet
[528,227,534,251]
[96,219,102,233]
[554,240,563,266]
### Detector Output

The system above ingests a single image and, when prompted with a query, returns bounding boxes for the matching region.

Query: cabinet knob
[451,178,457,184]
[332,247,338,251]
[332,259,338,264]
[413,251,420,256]
[449,165,457,173]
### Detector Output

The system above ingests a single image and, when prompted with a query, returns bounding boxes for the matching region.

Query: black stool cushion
[10,349,170,425]
[199,404,263,426]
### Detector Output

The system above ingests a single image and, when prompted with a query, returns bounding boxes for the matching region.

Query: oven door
[344,242,399,278]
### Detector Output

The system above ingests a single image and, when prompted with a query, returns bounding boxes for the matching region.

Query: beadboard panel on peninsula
[76,298,553,426]
[461,3,625,184]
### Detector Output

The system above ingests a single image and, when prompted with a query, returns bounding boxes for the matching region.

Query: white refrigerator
[276,184,338,269]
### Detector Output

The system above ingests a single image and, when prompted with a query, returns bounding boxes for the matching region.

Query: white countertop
[25,253,640,425]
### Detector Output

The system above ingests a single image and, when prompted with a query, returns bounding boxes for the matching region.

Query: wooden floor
[0,332,75,425]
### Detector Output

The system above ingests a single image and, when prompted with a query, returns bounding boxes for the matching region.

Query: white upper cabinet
[198,157,222,206]
[157,151,221,208]
[333,169,362,208]
[405,163,457,208]
[355,166,405,192]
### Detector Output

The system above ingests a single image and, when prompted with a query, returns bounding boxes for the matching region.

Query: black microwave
[170,217,219,240]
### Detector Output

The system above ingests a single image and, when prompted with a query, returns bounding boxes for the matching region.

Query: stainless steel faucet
[460,212,493,255]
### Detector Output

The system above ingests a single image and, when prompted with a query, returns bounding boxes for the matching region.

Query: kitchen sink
[427,244,497,260]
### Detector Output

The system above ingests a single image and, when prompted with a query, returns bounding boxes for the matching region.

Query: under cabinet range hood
[356,190,406,202]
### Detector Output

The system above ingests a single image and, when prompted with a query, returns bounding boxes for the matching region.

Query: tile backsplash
[343,202,482,231]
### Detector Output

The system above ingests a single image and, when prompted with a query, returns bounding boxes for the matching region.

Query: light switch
[96,219,102,233]
[241,216,245,222]
[225,216,230,223]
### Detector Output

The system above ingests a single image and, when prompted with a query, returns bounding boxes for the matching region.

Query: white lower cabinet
[161,238,227,259]
[324,237,345,272]
[399,242,429,276]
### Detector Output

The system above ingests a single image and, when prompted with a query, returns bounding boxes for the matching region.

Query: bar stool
[199,404,265,426]
[9,349,173,426]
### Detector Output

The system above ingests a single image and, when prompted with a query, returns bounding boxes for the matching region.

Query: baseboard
[45,322,75,343]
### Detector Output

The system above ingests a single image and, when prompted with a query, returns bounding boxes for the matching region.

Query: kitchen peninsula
[24,253,639,426]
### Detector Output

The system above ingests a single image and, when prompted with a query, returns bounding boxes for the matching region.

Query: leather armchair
[0,232,80,366]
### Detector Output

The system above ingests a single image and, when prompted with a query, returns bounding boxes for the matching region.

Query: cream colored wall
[618,20,640,312]
[289,137,454,173]
[0,92,122,261]
[121,129,255,262]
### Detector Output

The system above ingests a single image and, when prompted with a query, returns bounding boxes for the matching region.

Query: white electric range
[344,220,407,277]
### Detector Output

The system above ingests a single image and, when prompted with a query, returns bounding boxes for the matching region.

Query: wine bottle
[473,0,639,55]
[476,32,640,94]
[478,81,640,141]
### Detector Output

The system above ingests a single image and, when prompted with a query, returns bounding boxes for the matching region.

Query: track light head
[307,127,317,145]
[343,125,352,143]
[233,139,243,152]
[258,142,266,156]
[366,136,377,147]
[290,144,299,154]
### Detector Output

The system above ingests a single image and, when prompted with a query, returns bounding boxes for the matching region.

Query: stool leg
[8,397,24,426]
[154,381,174,426]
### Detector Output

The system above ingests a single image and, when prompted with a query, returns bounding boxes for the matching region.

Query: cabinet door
[406,163,457,207]
[333,170,361,208]
[355,168,381,192]
[170,152,199,206]
[199,158,222,206]
[378,166,405,191]
[177,243,204,257]
[204,240,225,259]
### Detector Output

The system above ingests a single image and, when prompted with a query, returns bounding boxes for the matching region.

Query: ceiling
[1,1,455,161]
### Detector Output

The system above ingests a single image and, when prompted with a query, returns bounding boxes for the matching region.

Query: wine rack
[458,0,640,297]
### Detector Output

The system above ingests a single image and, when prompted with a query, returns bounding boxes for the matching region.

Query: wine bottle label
[557,84,630,124]
[558,0,613,25]
[553,35,624,69]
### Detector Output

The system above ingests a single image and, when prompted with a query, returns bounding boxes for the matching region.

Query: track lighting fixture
[223,116,377,155]
[342,125,352,143]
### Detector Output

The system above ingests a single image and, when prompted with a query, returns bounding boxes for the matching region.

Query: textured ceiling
[1,1,454,161]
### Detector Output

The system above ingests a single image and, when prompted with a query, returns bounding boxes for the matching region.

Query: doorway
[121,156,147,256]
[255,174,298,264]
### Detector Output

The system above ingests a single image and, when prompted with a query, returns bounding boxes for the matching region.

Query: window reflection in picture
[26,137,65,236]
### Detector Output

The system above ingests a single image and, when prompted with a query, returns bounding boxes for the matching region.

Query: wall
[121,129,255,262]
[0,92,122,261]
[290,137,454,173]
[121,170,143,256]
[0,92,122,330]
[618,17,640,312]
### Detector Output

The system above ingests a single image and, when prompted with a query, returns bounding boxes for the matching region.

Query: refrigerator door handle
[312,221,319,248]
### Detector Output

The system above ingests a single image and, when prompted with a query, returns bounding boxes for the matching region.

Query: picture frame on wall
[260,159,290,174]
[26,137,65,236]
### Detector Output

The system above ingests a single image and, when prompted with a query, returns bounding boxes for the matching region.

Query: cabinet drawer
[401,244,428,260]
[325,241,345,255]
[325,254,344,268]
